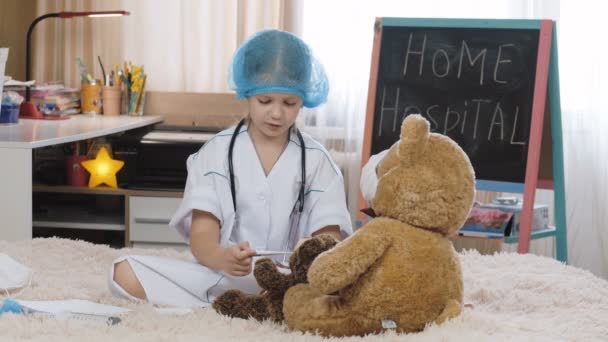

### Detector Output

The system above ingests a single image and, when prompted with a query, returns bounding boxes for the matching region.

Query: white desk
[0,114,163,241]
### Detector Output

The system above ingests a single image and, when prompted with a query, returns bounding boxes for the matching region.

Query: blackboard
[370,24,540,183]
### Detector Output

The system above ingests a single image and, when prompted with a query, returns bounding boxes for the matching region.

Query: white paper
[3,79,35,87]
[16,299,130,317]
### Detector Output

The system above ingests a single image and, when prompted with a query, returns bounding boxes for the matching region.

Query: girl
[109,30,352,307]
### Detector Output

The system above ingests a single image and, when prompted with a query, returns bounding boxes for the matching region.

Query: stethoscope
[227,118,306,255]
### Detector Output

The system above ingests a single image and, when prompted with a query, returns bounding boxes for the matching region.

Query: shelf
[34,184,129,195]
[454,226,557,244]
[504,227,557,244]
[33,220,125,231]
[33,210,125,231]
[33,184,182,198]
[453,234,504,242]
[33,191,125,232]
[126,189,183,198]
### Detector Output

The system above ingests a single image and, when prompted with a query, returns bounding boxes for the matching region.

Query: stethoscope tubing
[228,118,306,215]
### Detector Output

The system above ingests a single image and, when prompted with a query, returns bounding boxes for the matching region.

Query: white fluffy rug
[1,238,607,342]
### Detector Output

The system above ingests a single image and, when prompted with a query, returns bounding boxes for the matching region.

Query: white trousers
[108,255,262,308]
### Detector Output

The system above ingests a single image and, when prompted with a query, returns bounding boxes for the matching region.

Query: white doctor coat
[109,124,352,307]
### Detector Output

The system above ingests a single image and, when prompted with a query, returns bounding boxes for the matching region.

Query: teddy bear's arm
[307,222,390,294]
[254,258,293,292]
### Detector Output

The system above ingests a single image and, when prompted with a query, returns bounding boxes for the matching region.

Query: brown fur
[212,234,337,322]
[284,115,476,336]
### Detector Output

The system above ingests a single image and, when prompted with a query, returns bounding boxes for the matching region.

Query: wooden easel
[358,18,568,263]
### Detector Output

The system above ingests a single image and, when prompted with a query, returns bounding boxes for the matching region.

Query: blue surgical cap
[229,30,329,108]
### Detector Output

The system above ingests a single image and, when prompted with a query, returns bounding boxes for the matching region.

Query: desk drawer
[129,196,184,244]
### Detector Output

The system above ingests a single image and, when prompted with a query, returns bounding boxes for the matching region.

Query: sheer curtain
[33,0,288,90]
[120,0,288,92]
[556,0,608,278]
[296,0,608,279]
[34,0,125,88]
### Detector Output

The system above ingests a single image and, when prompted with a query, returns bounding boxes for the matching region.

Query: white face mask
[0,253,32,293]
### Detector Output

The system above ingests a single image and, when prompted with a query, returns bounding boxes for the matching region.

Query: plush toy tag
[382,319,397,329]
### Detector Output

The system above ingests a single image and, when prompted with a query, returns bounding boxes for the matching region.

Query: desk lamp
[20,11,130,120]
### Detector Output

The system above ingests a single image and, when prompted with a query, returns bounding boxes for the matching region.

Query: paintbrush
[98,56,106,85]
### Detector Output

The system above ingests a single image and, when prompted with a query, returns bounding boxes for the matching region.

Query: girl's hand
[219,241,256,276]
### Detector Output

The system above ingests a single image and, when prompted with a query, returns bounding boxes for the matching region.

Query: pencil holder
[126,90,145,116]
[102,86,121,116]
[81,82,102,114]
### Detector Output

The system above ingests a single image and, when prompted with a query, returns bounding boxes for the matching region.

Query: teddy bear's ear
[398,114,430,165]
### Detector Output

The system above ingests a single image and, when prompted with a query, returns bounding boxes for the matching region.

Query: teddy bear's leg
[212,290,270,322]
[435,299,462,324]
[266,293,285,322]
[284,284,370,337]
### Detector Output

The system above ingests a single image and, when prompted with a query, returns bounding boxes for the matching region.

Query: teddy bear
[212,234,337,322]
[283,114,476,336]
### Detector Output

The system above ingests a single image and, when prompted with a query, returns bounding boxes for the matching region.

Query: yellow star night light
[81,147,124,188]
